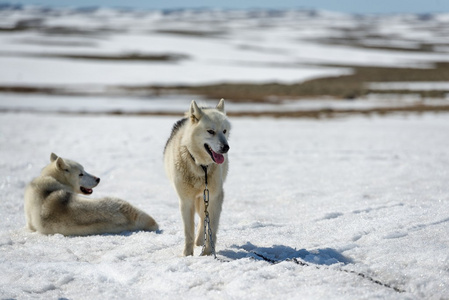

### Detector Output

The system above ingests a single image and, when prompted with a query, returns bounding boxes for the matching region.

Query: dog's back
[24,175,67,233]
[164,117,188,183]
[164,117,187,154]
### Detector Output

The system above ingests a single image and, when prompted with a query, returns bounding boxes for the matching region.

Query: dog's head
[187,99,231,165]
[48,153,100,195]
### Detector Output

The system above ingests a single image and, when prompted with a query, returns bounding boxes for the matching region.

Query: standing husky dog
[24,153,158,236]
[164,99,230,256]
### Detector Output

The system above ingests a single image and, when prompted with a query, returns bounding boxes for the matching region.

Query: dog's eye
[223,129,227,134]
[64,169,69,173]
[207,130,215,135]
[79,173,83,177]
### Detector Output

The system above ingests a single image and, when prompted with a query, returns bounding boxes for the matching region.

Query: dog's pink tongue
[212,151,225,164]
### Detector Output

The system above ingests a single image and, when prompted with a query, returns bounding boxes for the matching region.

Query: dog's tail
[135,211,159,232]
[119,200,159,232]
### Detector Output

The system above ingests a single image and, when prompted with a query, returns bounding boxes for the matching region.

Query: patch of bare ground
[0,86,60,94]
[120,62,449,101]
[0,51,189,62]
[0,17,119,36]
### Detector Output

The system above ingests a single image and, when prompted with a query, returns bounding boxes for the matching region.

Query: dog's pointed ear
[50,153,58,162]
[55,157,68,171]
[216,98,225,114]
[190,100,203,122]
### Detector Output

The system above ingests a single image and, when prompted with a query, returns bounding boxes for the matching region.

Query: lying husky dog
[164,99,230,256]
[24,153,158,236]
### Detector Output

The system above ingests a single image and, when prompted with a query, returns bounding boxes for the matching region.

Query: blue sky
[4,0,449,14]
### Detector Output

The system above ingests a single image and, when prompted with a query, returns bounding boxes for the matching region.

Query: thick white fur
[24,153,158,236]
[164,99,231,256]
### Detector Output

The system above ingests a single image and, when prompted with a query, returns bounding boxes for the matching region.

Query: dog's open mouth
[204,144,225,164]
[80,186,93,195]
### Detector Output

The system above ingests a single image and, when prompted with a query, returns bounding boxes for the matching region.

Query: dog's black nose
[96,178,100,183]
[222,144,230,153]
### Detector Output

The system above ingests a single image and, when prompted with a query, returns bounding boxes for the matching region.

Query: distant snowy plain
[1,112,449,299]
[1,7,448,89]
[1,6,449,300]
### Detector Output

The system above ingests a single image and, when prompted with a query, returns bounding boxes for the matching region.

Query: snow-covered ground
[1,111,449,299]
[1,6,449,299]
[1,7,448,116]
[0,7,448,88]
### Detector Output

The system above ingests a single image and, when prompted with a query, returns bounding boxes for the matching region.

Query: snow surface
[1,7,449,299]
[1,112,449,299]
[1,8,448,88]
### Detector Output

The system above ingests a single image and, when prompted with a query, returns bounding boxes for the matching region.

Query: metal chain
[200,166,216,258]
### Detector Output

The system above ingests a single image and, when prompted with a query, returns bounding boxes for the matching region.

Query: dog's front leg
[180,198,195,256]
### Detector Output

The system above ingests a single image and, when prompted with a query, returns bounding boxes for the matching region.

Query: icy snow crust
[1,113,449,299]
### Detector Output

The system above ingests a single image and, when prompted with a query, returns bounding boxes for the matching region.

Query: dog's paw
[183,248,194,256]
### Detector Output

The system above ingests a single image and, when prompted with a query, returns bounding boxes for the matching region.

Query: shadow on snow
[219,242,353,265]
